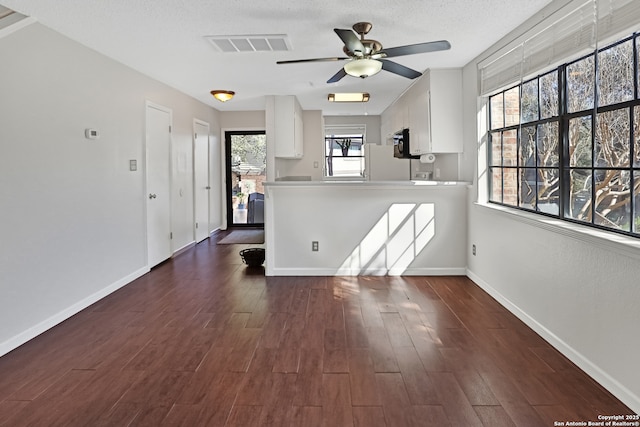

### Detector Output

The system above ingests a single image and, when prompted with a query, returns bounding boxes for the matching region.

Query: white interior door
[146,103,172,267]
[193,120,210,243]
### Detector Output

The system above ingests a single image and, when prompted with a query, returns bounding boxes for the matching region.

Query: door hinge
[195,222,199,229]
[169,125,172,133]
[194,133,197,139]
[170,232,173,239]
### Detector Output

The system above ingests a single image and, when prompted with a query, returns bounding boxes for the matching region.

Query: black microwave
[393,128,419,159]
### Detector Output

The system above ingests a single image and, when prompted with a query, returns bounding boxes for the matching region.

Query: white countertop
[265,180,471,188]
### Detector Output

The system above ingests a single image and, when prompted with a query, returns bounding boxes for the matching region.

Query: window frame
[488,33,640,238]
[323,126,366,180]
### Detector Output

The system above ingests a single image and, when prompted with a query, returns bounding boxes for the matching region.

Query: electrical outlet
[312,241,319,251]
[472,244,476,256]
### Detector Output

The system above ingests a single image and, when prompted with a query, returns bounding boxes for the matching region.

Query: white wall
[220,110,265,130]
[0,23,220,355]
[265,182,468,276]
[208,127,223,233]
[462,0,640,412]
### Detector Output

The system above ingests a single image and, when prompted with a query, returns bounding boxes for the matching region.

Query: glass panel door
[225,131,266,227]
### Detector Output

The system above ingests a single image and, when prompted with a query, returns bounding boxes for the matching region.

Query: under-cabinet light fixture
[327,92,370,102]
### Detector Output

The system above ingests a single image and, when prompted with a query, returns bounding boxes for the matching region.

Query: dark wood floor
[0,230,634,426]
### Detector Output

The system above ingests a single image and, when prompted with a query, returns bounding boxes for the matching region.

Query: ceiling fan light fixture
[328,92,370,102]
[343,58,382,78]
[210,90,235,102]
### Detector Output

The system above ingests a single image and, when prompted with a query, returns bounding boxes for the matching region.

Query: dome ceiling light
[210,90,235,102]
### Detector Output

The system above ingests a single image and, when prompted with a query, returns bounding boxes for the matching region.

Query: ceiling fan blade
[380,59,422,79]
[277,57,349,64]
[334,28,365,56]
[381,40,451,58]
[327,68,348,83]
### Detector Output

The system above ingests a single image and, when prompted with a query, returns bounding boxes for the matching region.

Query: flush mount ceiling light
[343,58,383,79]
[328,92,370,102]
[210,90,235,102]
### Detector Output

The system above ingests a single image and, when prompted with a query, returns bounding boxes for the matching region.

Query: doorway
[225,131,266,227]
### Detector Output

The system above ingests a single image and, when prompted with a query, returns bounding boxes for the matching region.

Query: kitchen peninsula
[264,180,470,276]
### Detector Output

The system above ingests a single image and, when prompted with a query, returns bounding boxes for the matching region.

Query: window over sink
[324,125,366,179]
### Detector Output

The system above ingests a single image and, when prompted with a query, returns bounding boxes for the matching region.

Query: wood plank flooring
[0,230,634,426]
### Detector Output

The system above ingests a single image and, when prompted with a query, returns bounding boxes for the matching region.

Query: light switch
[129,159,137,171]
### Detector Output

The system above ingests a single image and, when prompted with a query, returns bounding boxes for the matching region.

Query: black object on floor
[240,248,265,267]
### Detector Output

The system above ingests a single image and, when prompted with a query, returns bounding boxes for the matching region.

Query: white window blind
[480,45,523,96]
[521,0,596,79]
[479,0,640,96]
[325,125,366,138]
[597,0,640,45]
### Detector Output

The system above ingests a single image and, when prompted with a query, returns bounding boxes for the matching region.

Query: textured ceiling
[2,0,552,115]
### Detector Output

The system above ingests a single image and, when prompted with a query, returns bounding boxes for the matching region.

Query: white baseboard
[0,266,149,358]
[173,241,195,257]
[400,267,468,276]
[466,268,640,415]
[266,267,467,277]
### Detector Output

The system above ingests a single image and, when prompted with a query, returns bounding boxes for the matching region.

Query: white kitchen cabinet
[273,95,304,158]
[410,68,463,154]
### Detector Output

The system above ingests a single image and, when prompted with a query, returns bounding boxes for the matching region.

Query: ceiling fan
[277,22,450,83]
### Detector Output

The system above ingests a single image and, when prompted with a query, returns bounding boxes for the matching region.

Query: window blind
[325,125,366,137]
[480,45,523,96]
[479,0,640,96]
[597,0,640,45]
[521,0,596,79]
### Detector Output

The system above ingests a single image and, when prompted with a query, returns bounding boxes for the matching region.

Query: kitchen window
[324,126,366,179]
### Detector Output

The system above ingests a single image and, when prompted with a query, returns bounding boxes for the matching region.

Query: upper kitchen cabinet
[381,69,463,154]
[267,95,304,159]
[411,68,463,154]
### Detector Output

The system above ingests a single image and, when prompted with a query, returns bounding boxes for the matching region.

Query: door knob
[205,186,211,190]
[148,193,157,199]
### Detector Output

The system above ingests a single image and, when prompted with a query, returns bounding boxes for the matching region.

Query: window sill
[322,176,366,181]
[474,202,640,261]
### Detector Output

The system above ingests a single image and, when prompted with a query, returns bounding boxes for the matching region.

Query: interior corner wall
[0,22,220,356]
[208,125,223,234]
[461,2,640,412]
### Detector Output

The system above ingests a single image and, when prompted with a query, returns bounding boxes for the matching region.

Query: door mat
[217,229,265,244]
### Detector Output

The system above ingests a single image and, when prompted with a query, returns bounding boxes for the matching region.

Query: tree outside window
[324,126,366,178]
